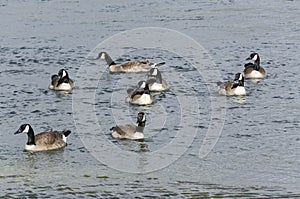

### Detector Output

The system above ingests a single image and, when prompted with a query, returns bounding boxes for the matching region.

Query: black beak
[246,56,251,61]
[95,54,100,60]
[155,62,166,67]
[14,130,22,135]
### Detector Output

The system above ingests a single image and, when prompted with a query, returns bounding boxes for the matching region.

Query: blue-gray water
[1,0,299,198]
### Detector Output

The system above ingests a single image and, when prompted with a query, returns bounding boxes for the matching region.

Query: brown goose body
[243,66,266,79]
[146,68,169,91]
[218,73,246,96]
[98,52,165,73]
[243,53,267,79]
[49,69,74,91]
[15,124,71,152]
[111,112,146,140]
[28,131,69,151]
[125,81,154,105]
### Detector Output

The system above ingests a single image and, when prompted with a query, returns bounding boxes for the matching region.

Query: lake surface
[1,0,299,198]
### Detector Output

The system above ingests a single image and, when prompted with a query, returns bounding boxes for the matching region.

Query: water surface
[0,0,299,197]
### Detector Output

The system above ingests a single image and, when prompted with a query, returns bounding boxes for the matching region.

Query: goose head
[137,112,146,123]
[58,69,69,79]
[246,52,259,62]
[14,124,32,135]
[234,73,243,81]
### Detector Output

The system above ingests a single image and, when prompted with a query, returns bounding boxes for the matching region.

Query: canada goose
[97,52,165,73]
[146,68,169,91]
[110,112,146,140]
[14,124,71,151]
[125,81,154,105]
[49,69,74,91]
[218,73,246,96]
[243,52,266,79]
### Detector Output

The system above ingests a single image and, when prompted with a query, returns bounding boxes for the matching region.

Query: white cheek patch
[142,115,146,122]
[152,68,158,76]
[253,54,258,61]
[62,70,66,77]
[141,81,146,88]
[62,135,67,143]
[239,73,243,80]
[23,125,30,133]
[100,53,106,59]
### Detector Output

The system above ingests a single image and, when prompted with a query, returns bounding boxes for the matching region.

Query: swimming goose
[243,52,266,79]
[218,73,246,96]
[146,68,169,91]
[110,112,146,140]
[49,69,74,91]
[97,52,165,73]
[125,81,154,105]
[14,124,71,151]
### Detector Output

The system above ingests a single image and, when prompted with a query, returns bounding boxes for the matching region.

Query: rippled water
[1,0,299,198]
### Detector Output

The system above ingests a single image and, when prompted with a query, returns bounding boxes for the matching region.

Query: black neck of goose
[238,76,244,86]
[105,54,116,66]
[254,56,260,70]
[58,76,69,85]
[144,84,150,94]
[109,61,116,66]
[149,70,163,84]
[64,73,69,79]
[26,126,36,145]
[136,121,146,133]
[156,71,163,84]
